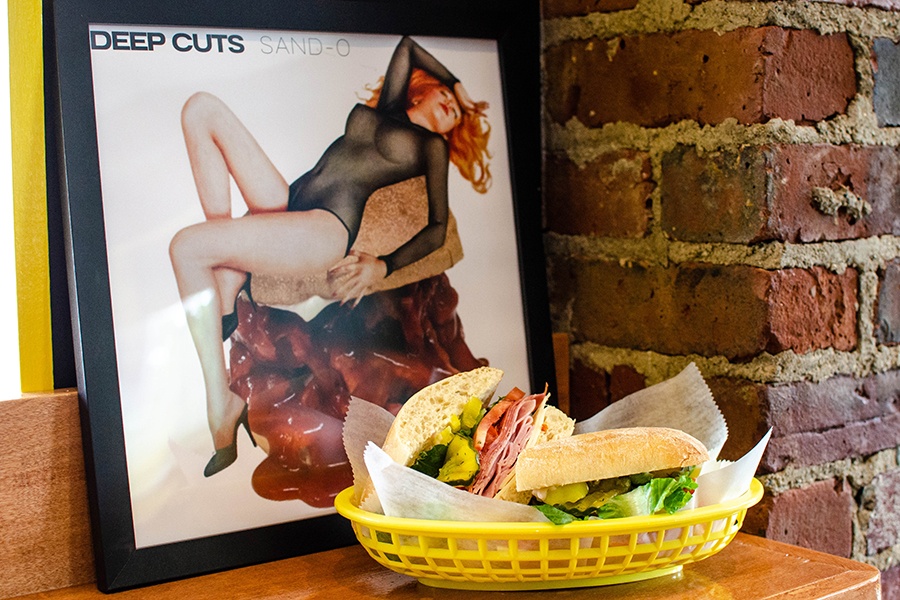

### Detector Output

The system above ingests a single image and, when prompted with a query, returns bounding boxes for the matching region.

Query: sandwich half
[374,367,574,502]
[515,427,709,523]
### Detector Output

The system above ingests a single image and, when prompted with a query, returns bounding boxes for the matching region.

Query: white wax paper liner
[342,397,395,513]
[574,363,728,462]
[364,442,548,522]
[695,427,772,506]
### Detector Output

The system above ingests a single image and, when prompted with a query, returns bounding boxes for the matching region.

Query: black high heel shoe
[222,276,253,341]
[221,309,239,341]
[203,404,257,477]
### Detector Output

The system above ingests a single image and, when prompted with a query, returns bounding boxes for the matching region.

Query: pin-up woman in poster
[169,35,492,477]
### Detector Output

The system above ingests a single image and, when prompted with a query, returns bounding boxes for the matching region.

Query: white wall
[1,0,22,398]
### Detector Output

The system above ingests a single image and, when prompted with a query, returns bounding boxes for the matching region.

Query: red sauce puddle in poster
[228,274,486,506]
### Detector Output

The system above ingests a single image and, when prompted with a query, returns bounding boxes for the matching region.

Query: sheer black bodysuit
[286,36,458,276]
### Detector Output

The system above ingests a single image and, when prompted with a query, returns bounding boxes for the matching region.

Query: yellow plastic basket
[334,478,763,591]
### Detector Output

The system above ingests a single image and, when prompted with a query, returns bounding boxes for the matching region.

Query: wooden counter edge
[5,532,882,600]
[0,390,95,599]
[733,534,881,599]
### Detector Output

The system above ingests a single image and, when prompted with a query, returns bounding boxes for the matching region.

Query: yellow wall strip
[9,0,53,391]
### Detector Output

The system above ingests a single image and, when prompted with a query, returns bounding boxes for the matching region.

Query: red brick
[882,563,900,600]
[569,359,610,420]
[768,373,900,435]
[760,371,900,471]
[607,364,646,406]
[542,0,638,18]
[769,267,858,354]
[712,0,898,3]
[662,144,900,243]
[877,259,900,344]
[544,27,855,128]
[742,492,773,538]
[706,378,769,462]
[568,360,645,421]
[868,469,900,554]
[705,372,900,472]
[766,416,900,471]
[770,145,900,242]
[661,145,769,243]
[766,479,854,558]
[825,0,900,9]
[570,262,857,359]
[545,152,654,238]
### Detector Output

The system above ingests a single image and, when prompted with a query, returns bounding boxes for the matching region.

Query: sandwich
[514,427,709,524]
[376,366,574,501]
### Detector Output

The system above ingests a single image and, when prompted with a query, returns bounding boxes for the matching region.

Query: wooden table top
[17,532,879,599]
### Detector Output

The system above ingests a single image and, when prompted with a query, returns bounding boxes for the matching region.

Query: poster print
[54,0,548,591]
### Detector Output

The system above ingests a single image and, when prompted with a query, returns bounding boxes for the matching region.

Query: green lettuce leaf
[542,474,699,522]
[594,474,697,519]
[661,475,698,513]
[534,503,580,525]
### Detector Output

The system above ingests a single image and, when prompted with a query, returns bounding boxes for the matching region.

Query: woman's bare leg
[170,210,348,454]
[181,91,289,313]
[176,91,306,456]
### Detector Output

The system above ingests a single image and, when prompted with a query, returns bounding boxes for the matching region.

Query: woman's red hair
[364,68,492,194]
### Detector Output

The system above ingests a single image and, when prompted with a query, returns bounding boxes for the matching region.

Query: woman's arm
[328,135,451,305]
[377,135,449,275]
[377,36,460,114]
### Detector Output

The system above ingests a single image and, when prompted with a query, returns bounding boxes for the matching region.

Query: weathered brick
[545,151,654,238]
[742,492,773,538]
[877,259,900,344]
[881,563,900,600]
[730,0,899,4]
[767,417,900,472]
[705,372,900,471]
[570,262,857,359]
[769,267,858,353]
[822,0,900,7]
[569,359,610,420]
[874,38,900,126]
[544,27,855,128]
[661,144,900,243]
[542,0,638,18]
[761,371,900,471]
[867,469,900,554]
[706,378,769,462]
[661,145,769,243]
[568,360,646,420]
[769,372,900,435]
[770,145,900,241]
[766,479,854,558]
[572,262,768,358]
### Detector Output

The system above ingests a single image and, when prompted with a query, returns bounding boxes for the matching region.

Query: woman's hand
[326,250,388,307]
[454,82,489,114]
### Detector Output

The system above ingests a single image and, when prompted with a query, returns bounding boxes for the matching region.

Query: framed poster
[51,0,550,591]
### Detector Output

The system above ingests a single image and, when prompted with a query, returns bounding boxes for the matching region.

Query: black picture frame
[51,0,551,592]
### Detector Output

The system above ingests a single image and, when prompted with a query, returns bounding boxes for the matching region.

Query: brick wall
[541,0,900,594]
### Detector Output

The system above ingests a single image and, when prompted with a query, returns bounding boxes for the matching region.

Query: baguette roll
[516,427,709,492]
[514,427,709,522]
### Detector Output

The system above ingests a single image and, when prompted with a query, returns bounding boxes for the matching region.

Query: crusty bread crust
[515,427,709,492]
[380,367,504,467]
